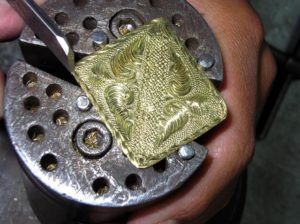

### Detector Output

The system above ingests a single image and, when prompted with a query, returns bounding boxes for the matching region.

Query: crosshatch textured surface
[75,19,227,168]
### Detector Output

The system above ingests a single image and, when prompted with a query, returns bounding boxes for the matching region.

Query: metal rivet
[77,96,92,112]
[91,31,108,49]
[178,145,195,160]
[198,55,215,70]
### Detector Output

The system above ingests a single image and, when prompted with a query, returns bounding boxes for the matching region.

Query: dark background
[0,0,299,223]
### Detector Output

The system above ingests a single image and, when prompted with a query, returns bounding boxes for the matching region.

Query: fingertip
[0,0,46,41]
[0,4,24,41]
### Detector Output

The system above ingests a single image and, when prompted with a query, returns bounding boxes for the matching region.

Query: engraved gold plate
[74,18,227,168]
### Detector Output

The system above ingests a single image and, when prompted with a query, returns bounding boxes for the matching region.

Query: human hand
[0,0,276,222]
[128,0,276,223]
[0,0,45,118]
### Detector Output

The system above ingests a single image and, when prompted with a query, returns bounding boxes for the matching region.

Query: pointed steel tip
[56,35,75,72]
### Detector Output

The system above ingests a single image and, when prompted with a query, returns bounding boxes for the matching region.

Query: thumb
[0,0,24,41]
[0,0,46,41]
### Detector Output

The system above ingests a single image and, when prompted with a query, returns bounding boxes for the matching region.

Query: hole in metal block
[28,125,45,142]
[24,96,40,112]
[40,154,57,172]
[125,174,142,191]
[23,72,37,89]
[185,38,199,51]
[74,121,112,159]
[83,128,103,149]
[172,14,184,28]
[55,12,69,25]
[53,109,69,126]
[46,84,62,99]
[92,178,109,195]
[66,32,79,46]
[83,17,97,30]
[149,0,166,7]
[73,0,88,7]
[153,158,167,173]
[110,9,144,38]
[118,18,136,35]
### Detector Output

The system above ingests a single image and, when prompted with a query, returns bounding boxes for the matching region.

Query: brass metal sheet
[74,18,227,168]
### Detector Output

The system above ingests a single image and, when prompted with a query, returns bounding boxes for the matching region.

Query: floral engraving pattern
[74,18,227,168]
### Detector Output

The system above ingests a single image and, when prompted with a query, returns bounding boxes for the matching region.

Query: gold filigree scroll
[74,18,227,168]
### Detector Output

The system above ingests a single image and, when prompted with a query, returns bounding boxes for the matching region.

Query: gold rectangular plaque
[74,18,227,168]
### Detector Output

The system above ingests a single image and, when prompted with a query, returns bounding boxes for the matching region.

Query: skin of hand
[128,0,276,223]
[0,0,276,223]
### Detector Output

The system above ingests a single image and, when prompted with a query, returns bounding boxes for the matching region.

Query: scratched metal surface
[4,61,207,223]
[20,0,223,82]
[2,0,223,222]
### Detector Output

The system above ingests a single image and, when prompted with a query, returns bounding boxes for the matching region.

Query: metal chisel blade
[8,0,75,72]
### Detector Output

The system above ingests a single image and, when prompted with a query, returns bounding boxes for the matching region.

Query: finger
[0,0,24,40]
[0,0,46,41]
[0,70,5,119]
[128,0,275,223]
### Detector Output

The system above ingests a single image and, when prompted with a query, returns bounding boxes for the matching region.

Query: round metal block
[10,0,218,223]
[5,61,208,224]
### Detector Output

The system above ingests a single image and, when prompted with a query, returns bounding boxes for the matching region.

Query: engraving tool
[7,0,75,72]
